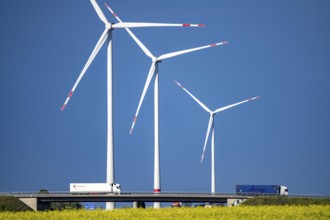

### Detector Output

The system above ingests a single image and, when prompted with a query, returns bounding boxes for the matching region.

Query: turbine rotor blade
[158,41,228,61]
[201,115,214,163]
[104,2,205,27]
[124,28,154,59]
[112,22,205,28]
[104,3,154,59]
[90,0,109,24]
[214,96,260,114]
[104,2,124,23]
[61,29,109,111]
[130,62,157,134]
[174,80,211,113]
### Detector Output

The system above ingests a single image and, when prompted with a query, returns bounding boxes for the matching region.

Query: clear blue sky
[0,0,329,196]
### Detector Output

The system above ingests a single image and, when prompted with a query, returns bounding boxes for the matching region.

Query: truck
[236,185,288,196]
[70,183,121,194]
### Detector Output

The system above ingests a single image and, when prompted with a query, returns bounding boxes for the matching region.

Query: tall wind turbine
[104,2,227,208]
[61,0,205,210]
[175,80,259,194]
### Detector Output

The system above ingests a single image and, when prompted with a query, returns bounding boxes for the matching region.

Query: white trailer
[70,183,121,194]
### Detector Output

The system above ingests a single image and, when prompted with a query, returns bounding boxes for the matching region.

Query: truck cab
[279,185,288,196]
[112,183,122,194]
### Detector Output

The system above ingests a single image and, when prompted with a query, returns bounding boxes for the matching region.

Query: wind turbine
[61,0,205,210]
[175,80,260,194]
[104,2,228,208]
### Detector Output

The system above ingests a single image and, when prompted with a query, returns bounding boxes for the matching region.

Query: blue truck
[236,185,288,196]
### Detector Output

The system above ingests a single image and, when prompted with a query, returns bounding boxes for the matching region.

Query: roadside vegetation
[38,189,83,210]
[243,196,330,206]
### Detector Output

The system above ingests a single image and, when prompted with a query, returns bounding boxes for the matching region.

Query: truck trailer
[236,185,288,196]
[70,183,121,194]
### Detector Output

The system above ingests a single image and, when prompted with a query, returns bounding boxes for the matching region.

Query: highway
[11,192,252,203]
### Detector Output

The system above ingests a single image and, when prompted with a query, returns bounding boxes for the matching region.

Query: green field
[1,205,329,220]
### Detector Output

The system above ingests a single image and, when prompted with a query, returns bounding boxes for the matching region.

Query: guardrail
[2,191,238,196]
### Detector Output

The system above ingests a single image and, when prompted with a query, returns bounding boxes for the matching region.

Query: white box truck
[70,183,121,194]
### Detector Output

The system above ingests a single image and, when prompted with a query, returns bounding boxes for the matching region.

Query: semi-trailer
[236,185,288,196]
[70,183,121,194]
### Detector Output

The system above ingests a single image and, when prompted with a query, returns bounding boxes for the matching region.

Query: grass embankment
[243,196,330,206]
[0,196,31,212]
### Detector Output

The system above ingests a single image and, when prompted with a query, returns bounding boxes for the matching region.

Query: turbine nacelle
[105,23,112,30]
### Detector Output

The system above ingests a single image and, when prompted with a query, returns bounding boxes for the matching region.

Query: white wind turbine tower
[104,2,228,208]
[61,0,205,210]
[175,80,260,194]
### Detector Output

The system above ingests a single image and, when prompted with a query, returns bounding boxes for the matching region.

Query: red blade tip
[182,24,205,27]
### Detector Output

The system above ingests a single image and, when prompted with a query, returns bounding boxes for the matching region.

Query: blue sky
[0,0,329,196]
